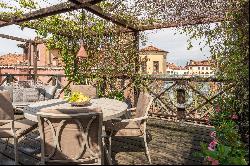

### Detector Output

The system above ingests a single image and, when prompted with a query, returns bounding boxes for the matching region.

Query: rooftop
[0,53,25,66]
[140,45,169,53]
[187,60,214,66]
[166,62,188,70]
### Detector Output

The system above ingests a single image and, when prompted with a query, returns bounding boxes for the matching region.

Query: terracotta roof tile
[187,60,213,66]
[0,53,25,66]
[166,62,187,70]
[140,45,169,53]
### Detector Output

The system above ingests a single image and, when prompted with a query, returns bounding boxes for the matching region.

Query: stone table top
[22,98,128,122]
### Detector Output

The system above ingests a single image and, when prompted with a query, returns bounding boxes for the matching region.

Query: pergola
[0,0,234,76]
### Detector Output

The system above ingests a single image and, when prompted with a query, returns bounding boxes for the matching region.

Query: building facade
[166,62,189,77]
[186,60,215,77]
[0,43,67,84]
[139,45,168,75]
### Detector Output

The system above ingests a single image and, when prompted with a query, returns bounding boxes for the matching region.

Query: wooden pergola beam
[0,33,33,43]
[0,0,138,31]
[138,16,225,31]
[0,33,45,44]
[83,5,138,31]
[0,1,228,36]
[0,0,104,28]
[69,0,138,31]
[68,0,104,5]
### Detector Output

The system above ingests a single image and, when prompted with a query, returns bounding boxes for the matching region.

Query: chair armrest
[127,107,136,111]
[120,116,148,123]
[110,117,123,122]
[0,120,13,123]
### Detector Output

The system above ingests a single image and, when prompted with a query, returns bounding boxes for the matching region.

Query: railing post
[52,76,57,86]
[133,30,140,107]
[6,74,13,84]
[33,43,38,84]
[101,76,107,96]
[176,86,186,121]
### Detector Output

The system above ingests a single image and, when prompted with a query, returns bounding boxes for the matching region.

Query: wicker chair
[105,92,154,164]
[37,107,107,165]
[0,90,38,165]
[70,85,97,99]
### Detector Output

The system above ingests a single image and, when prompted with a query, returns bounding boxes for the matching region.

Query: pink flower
[210,131,216,138]
[208,146,215,151]
[231,114,238,120]
[208,140,217,151]
[207,156,213,161]
[211,159,219,165]
[207,156,219,165]
[215,105,220,112]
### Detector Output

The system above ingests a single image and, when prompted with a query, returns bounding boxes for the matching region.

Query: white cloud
[142,28,211,66]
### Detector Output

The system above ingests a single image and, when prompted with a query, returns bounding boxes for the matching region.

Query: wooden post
[28,42,32,67]
[133,31,140,106]
[33,43,38,83]
[52,76,57,86]
[101,76,107,96]
[6,74,12,84]
[177,86,186,120]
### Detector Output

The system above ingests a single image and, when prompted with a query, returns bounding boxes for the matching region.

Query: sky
[0,0,211,67]
[144,28,211,66]
[0,25,211,66]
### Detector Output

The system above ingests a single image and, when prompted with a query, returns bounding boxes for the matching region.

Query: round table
[22,98,128,122]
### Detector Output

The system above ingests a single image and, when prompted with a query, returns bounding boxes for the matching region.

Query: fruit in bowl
[65,92,91,106]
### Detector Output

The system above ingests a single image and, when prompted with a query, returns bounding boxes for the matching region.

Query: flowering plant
[194,102,248,165]
[197,130,247,165]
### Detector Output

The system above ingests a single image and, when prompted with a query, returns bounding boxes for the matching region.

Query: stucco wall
[188,66,214,76]
[140,51,167,74]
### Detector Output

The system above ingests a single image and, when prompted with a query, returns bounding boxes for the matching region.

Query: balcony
[0,73,228,165]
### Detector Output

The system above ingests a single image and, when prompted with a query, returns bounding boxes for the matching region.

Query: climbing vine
[179,0,249,164]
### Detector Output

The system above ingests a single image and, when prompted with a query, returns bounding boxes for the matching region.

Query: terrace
[0,0,248,165]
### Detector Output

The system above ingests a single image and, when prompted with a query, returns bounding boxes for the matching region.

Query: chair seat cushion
[23,88,40,102]
[0,119,37,138]
[105,120,143,137]
[13,88,24,102]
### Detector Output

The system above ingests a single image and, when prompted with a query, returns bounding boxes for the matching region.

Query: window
[153,61,159,73]
[202,67,204,70]
[141,62,147,73]
[198,67,200,70]
[206,67,208,70]
[189,67,192,70]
